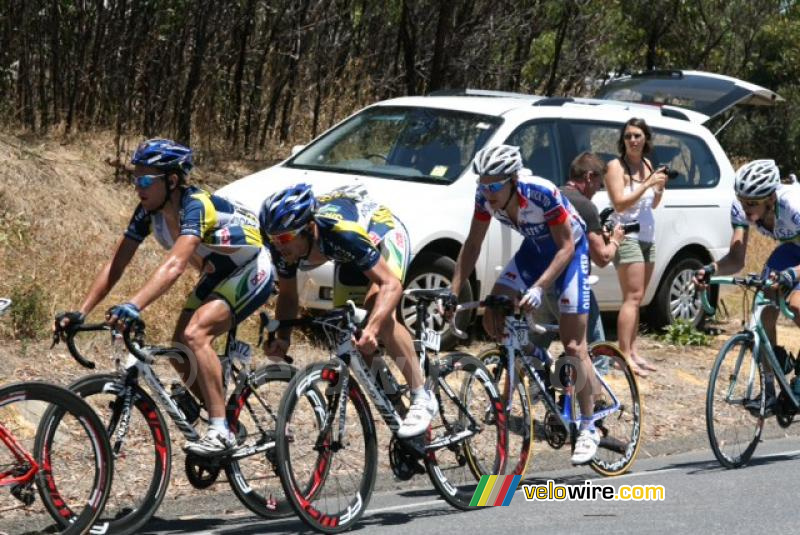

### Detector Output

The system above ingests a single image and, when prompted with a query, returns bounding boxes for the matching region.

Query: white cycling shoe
[397,393,439,438]
[571,429,600,465]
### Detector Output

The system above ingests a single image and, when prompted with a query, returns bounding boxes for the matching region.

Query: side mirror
[290,144,306,157]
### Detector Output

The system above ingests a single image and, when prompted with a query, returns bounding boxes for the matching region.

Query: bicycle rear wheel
[62,373,171,535]
[476,347,533,477]
[226,363,301,519]
[706,333,764,468]
[0,381,112,535]
[427,352,506,509]
[586,342,642,476]
[276,361,377,534]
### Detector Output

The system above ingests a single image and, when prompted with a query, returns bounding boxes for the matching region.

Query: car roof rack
[427,88,539,99]
[532,97,575,106]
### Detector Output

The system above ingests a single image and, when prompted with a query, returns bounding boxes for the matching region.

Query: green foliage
[8,281,48,341]
[657,319,710,347]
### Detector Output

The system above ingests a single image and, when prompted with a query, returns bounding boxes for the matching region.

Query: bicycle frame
[0,423,38,487]
[702,275,799,409]
[299,303,482,453]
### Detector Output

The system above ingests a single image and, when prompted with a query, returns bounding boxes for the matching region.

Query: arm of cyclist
[55,236,140,333]
[448,216,490,312]
[520,220,575,312]
[264,275,299,358]
[107,234,200,325]
[693,227,748,289]
[357,258,404,355]
[604,159,665,213]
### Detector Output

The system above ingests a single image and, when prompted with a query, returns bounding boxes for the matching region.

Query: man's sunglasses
[477,176,512,194]
[133,174,166,189]
[268,227,306,245]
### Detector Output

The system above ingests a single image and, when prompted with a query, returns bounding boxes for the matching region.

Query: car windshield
[287,106,501,184]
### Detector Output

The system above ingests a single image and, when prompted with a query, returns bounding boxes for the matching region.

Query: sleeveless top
[614,158,656,242]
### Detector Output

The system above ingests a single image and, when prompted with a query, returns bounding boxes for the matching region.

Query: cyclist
[447,144,600,465]
[55,139,274,455]
[695,159,800,411]
[259,183,437,438]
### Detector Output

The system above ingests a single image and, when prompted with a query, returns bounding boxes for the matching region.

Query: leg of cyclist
[181,248,275,454]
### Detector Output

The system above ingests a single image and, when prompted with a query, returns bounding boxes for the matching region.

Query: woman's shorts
[614,238,656,266]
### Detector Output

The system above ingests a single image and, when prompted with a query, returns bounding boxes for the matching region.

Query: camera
[599,207,639,235]
[659,165,679,180]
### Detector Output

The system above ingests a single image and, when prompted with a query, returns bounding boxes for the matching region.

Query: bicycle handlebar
[51,322,112,369]
[448,298,552,340]
[0,298,11,316]
[699,275,796,321]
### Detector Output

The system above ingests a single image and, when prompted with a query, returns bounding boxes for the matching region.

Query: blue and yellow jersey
[274,192,399,279]
[125,186,263,272]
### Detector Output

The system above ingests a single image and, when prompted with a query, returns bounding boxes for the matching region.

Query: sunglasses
[133,173,166,189]
[268,227,306,245]
[623,132,644,140]
[477,177,512,194]
[738,196,770,208]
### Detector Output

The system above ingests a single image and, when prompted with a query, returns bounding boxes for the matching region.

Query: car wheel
[649,255,716,329]
[400,253,474,350]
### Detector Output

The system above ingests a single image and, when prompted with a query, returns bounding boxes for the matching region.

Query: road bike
[1,298,113,534]
[701,274,800,468]
[50,314,307,534]
[459,295,641,477]
[273,290,505,533]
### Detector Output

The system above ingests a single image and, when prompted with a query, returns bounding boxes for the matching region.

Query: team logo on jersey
[250,269,267,286]
[221,227,231,245]
[368,231,382,245]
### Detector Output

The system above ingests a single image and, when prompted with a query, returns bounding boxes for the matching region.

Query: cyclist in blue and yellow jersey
[259,184,437,437]
[695,159,800,412]
[447,144,600,465]
[55,139,274,455]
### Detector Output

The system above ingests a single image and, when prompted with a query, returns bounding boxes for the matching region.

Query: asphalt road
[113,436,800,535]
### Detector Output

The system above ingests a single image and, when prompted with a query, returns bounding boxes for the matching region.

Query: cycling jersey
[730,183,800,243]
[474,171,586,252]
[478,171,589,314]
[125,186,263,272]
[273,188,411,305]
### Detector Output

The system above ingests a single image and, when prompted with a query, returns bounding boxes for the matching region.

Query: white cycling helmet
[734,159,780,199]
[472,144,523,177]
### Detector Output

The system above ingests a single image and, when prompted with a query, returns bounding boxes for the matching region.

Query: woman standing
[605,118,668,377]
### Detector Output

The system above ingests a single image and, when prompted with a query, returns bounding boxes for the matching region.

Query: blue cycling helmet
[260,183,317,235]
[131,139,193,175]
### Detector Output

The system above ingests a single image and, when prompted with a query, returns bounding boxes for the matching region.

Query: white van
[218,70,782,348]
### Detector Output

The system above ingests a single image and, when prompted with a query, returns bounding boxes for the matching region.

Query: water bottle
[170,382,200,424]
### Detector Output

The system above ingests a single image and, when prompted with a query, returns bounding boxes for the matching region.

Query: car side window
[505,121,560,184]
[565,121,720,189]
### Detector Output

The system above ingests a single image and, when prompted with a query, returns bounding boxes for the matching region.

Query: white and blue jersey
[731,183,800,287]
[475,172,589,315]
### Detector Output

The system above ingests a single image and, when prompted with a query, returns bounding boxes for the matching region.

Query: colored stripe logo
[469,475,521,506]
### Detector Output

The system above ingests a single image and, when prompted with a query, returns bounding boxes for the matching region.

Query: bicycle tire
[0,381,113,535]
[428,352,506,509]
[225,363,302,519]
[62,373,171,535]
[586,342,642,477]
[706,333,764,468]
[475,347,533,478]
[276,361,377,534]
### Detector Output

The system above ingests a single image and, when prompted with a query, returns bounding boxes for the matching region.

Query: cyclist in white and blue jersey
[695,159,800,411]
[448,144,599,465]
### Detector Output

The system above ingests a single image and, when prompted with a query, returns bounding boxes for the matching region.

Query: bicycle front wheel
[586,342,642,477]
[276,361,377,534]
[0,381,112,535]
[476,347,533,478]
[63,373,171,535]
[706,333,764,468]
[226,363,299,519]
[428,352,506,509]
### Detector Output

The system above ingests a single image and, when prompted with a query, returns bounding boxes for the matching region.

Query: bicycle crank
[543,410,567,449]
[185,453,222,489]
